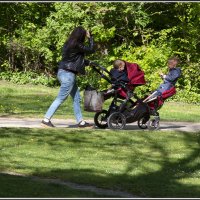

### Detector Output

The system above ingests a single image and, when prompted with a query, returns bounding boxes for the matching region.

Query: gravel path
[0,117,199,132]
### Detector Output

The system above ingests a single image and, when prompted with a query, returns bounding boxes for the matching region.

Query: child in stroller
[144,56,181,103]
[139,56,181,129]
[103,59,145,100]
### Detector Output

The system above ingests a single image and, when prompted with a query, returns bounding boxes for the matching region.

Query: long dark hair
[65,26,86,48]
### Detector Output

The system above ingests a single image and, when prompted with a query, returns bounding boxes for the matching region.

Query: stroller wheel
[107,112,126,130]
[94,110,108,129]
[147,118,160,131]
[137,117,148,129]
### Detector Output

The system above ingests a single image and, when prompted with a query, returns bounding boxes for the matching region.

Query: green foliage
[171,89,200,104]
[0,2,199,103]
[0,71,58,87]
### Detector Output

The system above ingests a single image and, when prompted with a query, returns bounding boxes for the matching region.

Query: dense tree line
[0,2,199,103]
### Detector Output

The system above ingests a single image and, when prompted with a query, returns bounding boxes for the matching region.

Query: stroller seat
[147,86,176,110]
[162,86,176,100]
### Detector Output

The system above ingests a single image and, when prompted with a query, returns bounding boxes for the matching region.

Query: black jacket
[58,37,95,75]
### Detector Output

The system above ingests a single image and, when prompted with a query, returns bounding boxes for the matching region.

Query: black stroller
[88,62,175,130]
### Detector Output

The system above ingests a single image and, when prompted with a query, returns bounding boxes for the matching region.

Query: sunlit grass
[0,80,94,119]
[0,127,200,197]
[0,80,199,122]
[160,101,200,122]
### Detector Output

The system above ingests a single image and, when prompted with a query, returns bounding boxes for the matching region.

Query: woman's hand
[86,31,91,38]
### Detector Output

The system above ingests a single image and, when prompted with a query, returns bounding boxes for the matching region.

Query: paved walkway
[0,117,199,132]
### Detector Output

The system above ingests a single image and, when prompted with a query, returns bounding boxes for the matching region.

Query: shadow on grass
[122,131,200,197]
[0,173,110,198]
[40,133,200,198]
[124,124,186,131]
[1,128,200,197]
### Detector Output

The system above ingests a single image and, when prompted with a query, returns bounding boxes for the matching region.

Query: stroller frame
[95,84,162,130]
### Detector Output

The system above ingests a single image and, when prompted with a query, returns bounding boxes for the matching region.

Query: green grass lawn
[0,127,200,197]
[0,80,199,122]
[0,80,200,197]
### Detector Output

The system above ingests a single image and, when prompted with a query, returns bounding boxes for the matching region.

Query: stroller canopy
[126,62,146,86]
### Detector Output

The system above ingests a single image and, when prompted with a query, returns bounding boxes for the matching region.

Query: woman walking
[41,26,95,128]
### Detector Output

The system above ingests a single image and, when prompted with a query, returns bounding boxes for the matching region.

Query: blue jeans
[44,69,83,123]
[154,83,173,97]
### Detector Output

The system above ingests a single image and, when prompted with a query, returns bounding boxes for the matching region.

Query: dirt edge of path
[1,171,140,198]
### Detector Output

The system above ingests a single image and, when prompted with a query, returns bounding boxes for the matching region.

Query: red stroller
[89,62,176,130]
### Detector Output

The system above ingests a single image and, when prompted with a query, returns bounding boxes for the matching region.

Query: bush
[0,71,58,87]
[170,89,200,104]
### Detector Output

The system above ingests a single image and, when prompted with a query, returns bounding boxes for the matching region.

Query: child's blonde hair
[113,59,124,69]
[168,56,180,64]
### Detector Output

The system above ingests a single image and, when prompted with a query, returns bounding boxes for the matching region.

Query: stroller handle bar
[89,61,130,86]
[89,61,112,84]
[89,61,111,75]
